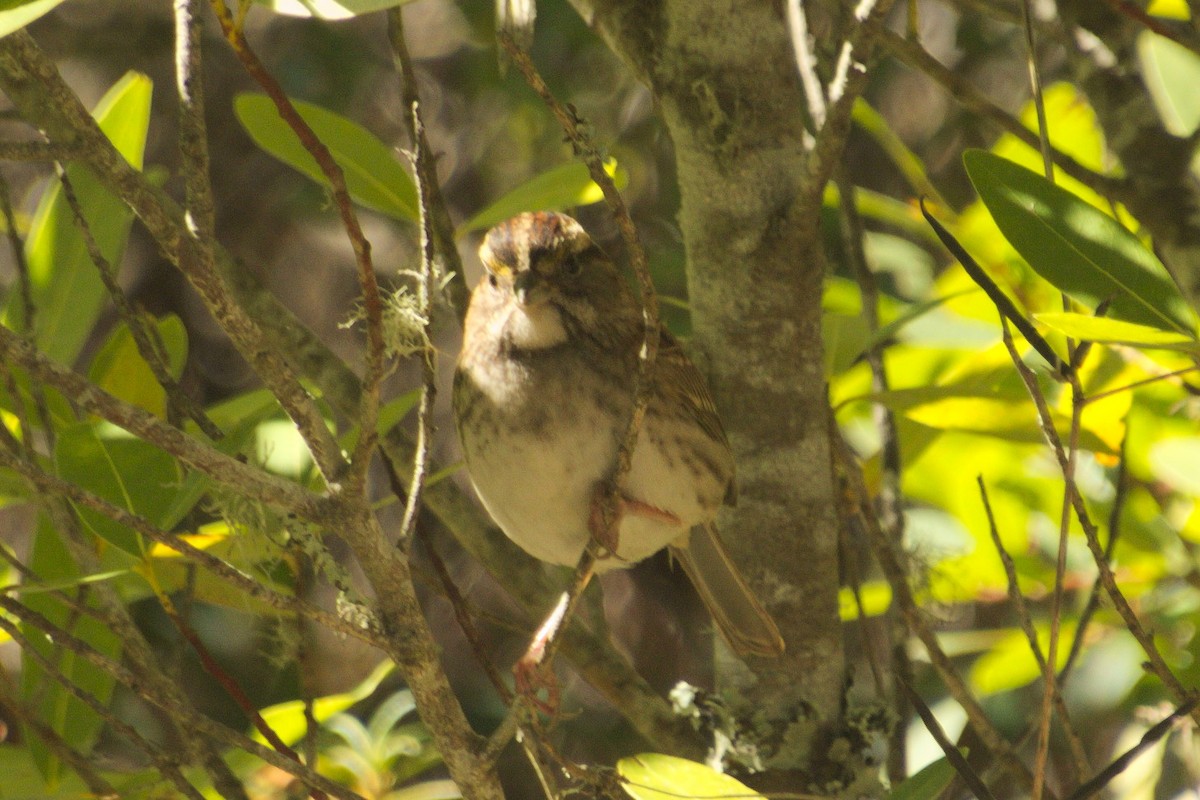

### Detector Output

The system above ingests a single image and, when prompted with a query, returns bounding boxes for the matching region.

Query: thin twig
[1000,322,1200,723]
[0,323,329,523]
[56,166,223,439]
[835,435,1036,791]
[397,99,438,543]
[497,30,658,675]
[206,1,383,491]
[979,475,1091,782]
[0,445,377,645]
[875,26,1125,200]
[837,170,908,779]
[898,675,998,800]
[1065,698,1200,800]
[387,7,469,320]
[787,0,828,131]
[0,602,362,800]
[0,139,83,160]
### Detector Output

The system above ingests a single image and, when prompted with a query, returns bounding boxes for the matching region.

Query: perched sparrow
[453,211,784,657]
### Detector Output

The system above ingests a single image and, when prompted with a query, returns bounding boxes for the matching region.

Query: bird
[452,210,784,658]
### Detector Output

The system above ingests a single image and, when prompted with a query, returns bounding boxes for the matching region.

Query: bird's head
[474,211,632,349]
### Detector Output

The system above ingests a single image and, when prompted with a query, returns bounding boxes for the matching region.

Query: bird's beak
[513,271,547,307]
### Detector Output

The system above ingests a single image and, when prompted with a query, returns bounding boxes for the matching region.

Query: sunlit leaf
[146,521,232,559]
[970,624,1073,695]
[1036,312,1199,352]
[1139,31,1200,136]
[0,0,67,38]
[1149,436,1200,496]
[1147,0,1190,22]
[617,753,766,800]
[235,93,418,220]
[88,314,189,418]
[253,660,396,747]
[253,0,413,18]
[459,159,628,234]
[965,150,1195,334]
[838,581,892,620]
[2,72,152,363]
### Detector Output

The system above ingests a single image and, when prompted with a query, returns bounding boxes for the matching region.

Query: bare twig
[1000,323,1200,723]
[0,445,376,645]
[0,324,328,521]
[978,476,1091,781]
[0,603,362,800]
[207,1,383,491]
[787,0,828,130]
[899,675,998,800]
[497,29,658,675]
[56,166,223,439]
[836,436,1035,790]
[875,26,1125,200]
[1065,699,1200,800]
[387,7,469,320]
[0,139,82,160]
[397,100,438,544]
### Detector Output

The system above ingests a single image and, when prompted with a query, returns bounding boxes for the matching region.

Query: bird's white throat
[497,302,568,349]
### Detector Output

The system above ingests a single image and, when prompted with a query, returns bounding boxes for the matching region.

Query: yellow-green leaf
[617,754,766,800]
[1036,312,1199,352]
[88,314,188,418]
[459,159,628,234]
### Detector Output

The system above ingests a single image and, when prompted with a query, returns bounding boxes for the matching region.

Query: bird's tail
[671,524,785,657]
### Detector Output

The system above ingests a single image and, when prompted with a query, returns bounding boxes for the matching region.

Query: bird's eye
[488,274,499,288]
[562,256,583,277]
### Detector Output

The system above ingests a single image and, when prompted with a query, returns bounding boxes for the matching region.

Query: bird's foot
[588,484,682,556]
[514,642,560,719]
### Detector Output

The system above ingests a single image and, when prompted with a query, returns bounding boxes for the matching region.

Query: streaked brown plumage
[453,211,783,657]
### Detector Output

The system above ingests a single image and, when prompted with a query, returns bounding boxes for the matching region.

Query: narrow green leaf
[54,423,185,556]
[1036,311,1199,352]
[1138,30,1200,137]
[964,150,1195,334]
[2,72,152,364]
[253,0,413,18]
[459,159,629,234]
[618,754,766,800]
[234,93,417,220]
[891,756,958,800]
[0,0,67,38]
[20,515,122,784]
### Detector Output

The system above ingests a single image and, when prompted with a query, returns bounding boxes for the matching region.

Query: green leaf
[964,150,1195,334]
[970,624,1073,695]
[617,754,766,800]
[891,756,959,800]
[1150,436,1200,496]
[20,515,122,785]
[0,0,67,38]
[1139,30,1200,136]
[459,159,629,234]
[1035,311,1199,352]
[253,0,413,18]
[378,388,422,435]
[2,72,152,364]
[53,423,185,556]
[253,660,396,747]
[88,314,189,418]
[234,93,418,220]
